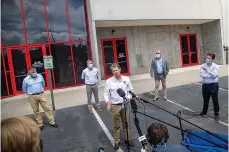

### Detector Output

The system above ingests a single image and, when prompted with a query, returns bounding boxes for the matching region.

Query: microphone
[117,88,126,98]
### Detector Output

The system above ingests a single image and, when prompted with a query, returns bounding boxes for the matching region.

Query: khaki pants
[28,93,55,127]
[111,104,131,144]
[155,75,167,98]
[86,84,100,109]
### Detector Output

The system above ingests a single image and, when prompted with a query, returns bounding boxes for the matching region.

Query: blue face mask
[206,58,212,64]
[32,72,38,77]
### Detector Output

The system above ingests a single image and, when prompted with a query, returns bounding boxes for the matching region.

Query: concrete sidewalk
[1,65,228,120]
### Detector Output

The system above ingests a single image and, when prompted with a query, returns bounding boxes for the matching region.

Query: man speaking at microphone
[104,63,134,150]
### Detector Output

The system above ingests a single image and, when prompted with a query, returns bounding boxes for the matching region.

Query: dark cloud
[1,0,88,46]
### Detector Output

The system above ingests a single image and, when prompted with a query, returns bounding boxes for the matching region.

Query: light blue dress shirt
[200,63,219,84]
[156,58,163,74]
[81,67,99,85]
[22,74,45,95]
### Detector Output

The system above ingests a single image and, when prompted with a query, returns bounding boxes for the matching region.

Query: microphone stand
[122,98,131,152]
[133,111,148,152]
[139,97,228,144]
[134,110,228,150]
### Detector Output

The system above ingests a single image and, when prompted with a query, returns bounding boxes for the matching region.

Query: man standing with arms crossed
[104,63,134,150]
[150,50,169,101]
[22,66,58,130]
[82,60,102,114]
[198,53,220,122]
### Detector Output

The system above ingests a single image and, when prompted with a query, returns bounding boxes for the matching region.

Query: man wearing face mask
[199,53,220,122]
[22,66,58,130]
[81,60,102,114]
[150,50,169,101]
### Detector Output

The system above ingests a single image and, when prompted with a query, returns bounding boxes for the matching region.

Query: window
[72,42,90,84]
[2,49,13,95]
[22,0,48,44]
[1,0,25,46]
[68,0,88,40]
[46,0,69,42]
[50,43,75,87]
[1,52,8,96]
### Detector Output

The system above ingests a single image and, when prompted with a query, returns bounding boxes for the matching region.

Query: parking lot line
[149,92,228,127]
[195,82,228,92]
[91,107,124,152]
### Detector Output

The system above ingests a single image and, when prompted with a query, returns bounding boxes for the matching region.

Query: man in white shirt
[199,53,220,122]
[82,60,102,114]
[104,63,134,150]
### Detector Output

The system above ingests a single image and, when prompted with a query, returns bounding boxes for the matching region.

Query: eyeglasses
[156,53,160,54]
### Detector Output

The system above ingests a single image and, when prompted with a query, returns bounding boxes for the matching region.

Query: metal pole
[48,69,55,111]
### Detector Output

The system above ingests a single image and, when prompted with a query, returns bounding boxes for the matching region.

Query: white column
[86,0,102,81]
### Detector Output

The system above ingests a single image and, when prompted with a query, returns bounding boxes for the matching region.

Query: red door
[101,38,130,78]
[7,45,49,95]
[179,34,199,67]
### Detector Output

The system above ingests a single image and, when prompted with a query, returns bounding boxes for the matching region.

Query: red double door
[180,34,199,67]
[7,45,49,95]
[101,38,130,78]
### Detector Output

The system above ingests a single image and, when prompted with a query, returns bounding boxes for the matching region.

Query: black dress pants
[201,82,219,116]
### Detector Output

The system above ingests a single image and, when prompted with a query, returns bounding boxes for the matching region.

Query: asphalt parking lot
[37,76,228,152]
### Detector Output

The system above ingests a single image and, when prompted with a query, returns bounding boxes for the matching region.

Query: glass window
[116,40,128,73]
[3,49,9,71]
[22,0,48,44]
[11,49,28,91]
[72,41,90,84]
[7,72,13,95]
[1,53,8,96]
[68,0,88,40]
[46,0,69,42]
[50,43,75,87]
[28,46,48,87]
[1,0,25,46]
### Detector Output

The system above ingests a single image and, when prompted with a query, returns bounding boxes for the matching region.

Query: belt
[112,103,123,106]
[86,83,97,86]
[31,92,43,95]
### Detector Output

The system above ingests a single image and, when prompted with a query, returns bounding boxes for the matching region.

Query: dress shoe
[153,97,159,101]
[114,142,120,151]
[198,112,207,117]
[88,109,93,114]
[215,115,220,122]
[40,126,44,131]
[96,107,102,112]
[50,124,58,128]
[125,140,135,147]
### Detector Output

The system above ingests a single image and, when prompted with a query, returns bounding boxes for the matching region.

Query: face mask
[156,54,160,58]
[88,64,93,69]
[32,72,37,77]
[206,58,212,64]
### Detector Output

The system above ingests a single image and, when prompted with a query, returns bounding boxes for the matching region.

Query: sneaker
[114,142,120,151]
[164,96,167,100]
[125,140,135,147]
[215,115,220,122]
[88,109,93,114]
